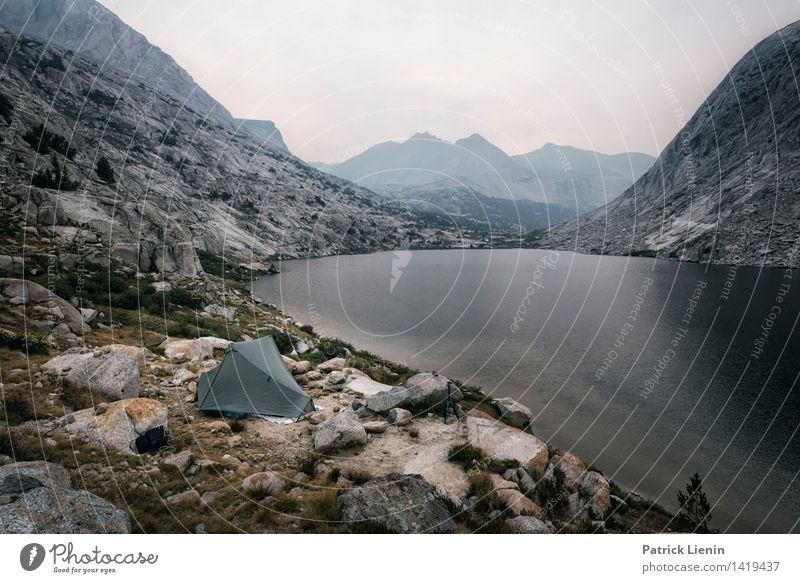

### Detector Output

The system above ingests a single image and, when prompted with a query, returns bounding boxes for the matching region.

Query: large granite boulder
[344,375,394,396]
[159,337,214,361]
[313,410,367,452]
[42,350,139,401]
[466,416,549,474]
[203,304,236,321]
[367,372,462,413]
[337,474,456,533]
[0,461,70,492]
[0,462,130,533]
[317,357,346,373]
[578,471,611,515]
[545,452,586,490]
[101,344,153,367]
[59,398,168,454]
[0,278,87,335]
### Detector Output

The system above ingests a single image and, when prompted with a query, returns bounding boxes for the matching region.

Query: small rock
[80,308,98,323]
[388,408,412,426]
[489,474,519,491]
[505,515,554,534]
[495,489,542,516]
[199,491,221,507]
[291,360,311,375]
[362,421,389,434]
[241,472,285,496]
[164,450,194,473]
[195,459,217,471]
[206,420,231,433]
[292,472,309,484]
[166,489,200,505]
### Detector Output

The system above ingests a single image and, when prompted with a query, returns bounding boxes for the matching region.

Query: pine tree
[32,156,79,191]
[95,156,115,184]
[675,472,718,533]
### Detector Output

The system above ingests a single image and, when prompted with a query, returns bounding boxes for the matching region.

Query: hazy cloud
[101,0,800,161]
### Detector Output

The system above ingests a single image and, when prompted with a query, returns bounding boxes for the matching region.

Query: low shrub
[466,471,506,516]
[267,330,293,354]
[0,328,48,354]
[0,386,35,424]
[345,468,372,485]
[534,467,570,519]
[447,443,486,467]
[60,383,96,412]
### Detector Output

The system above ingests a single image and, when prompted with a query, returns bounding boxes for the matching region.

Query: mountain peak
[407,132,441,141]
[235,119,289,152]
[454,133,509,158]
[456,133,491,144]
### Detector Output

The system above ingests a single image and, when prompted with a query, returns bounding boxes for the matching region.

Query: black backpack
[133,426,168,454]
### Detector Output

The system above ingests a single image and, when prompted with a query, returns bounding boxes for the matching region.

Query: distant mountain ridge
[535,19,800,268]
[512,143,656,210]
[317,132,654,213]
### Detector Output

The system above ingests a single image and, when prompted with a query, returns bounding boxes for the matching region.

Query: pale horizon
[100,0,800,163]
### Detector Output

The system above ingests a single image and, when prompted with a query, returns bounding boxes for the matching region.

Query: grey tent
[197,336,315,420]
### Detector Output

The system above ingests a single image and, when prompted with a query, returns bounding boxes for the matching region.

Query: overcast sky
[99,0,800,162]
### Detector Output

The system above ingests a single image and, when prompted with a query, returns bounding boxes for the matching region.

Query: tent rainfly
[197,336,315,420]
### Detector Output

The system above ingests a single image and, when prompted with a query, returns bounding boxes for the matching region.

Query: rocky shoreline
[0,265,677,534]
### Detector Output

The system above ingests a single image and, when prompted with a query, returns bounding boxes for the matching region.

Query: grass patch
[59,384,97,412]
[300,489,339,531]
[448,443,486,467]
[345,468,372,485]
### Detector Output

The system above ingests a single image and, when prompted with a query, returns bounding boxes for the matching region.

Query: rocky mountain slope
[512,143,655,211]
[0,0,227,121]
[0,26,433,277]
[535,20,800,267]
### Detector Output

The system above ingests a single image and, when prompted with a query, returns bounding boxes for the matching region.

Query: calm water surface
[253,249,800,533]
